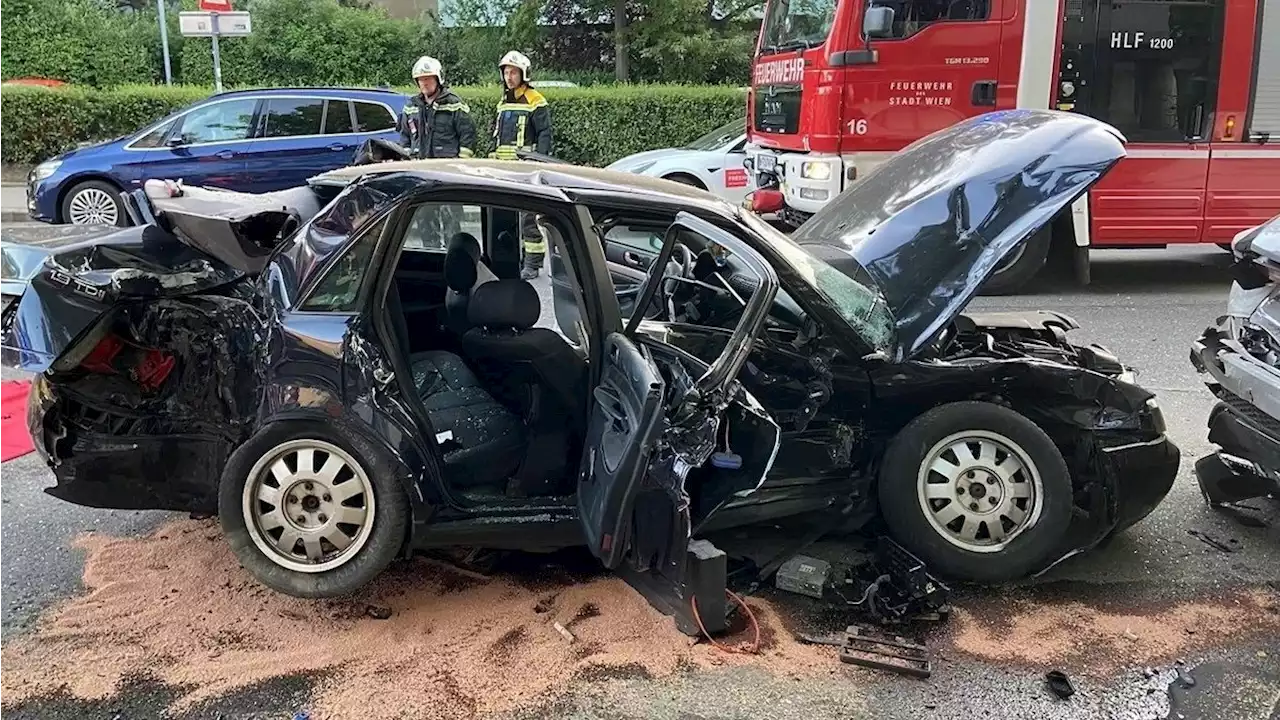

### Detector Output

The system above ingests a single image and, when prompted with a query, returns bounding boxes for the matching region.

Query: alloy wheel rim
[242,439,376,573]
[67,188,118,225]
[916,430,1042,553]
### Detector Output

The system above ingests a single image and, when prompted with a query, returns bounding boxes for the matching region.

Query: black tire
[60,179,127,226]
[663,173,706,190]
[978,228,1051,296]
[218,420,409,598]
[877,401,1073,583]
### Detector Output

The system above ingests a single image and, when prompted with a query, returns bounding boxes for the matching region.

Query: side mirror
[166,136,185,148]
[863,6,894,37]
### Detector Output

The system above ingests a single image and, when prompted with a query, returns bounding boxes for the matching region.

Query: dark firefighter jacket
[492,85,552,159]
[398,88,476,159]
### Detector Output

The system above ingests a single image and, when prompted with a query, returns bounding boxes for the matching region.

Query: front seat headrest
[468,279,540,331]
[443,232,482,292]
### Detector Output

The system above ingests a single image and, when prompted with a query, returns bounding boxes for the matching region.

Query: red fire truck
[745,0,1280,293]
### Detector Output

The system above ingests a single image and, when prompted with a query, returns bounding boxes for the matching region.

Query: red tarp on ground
[1,380,34,462]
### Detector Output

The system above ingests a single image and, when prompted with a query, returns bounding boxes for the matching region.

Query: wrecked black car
[2,110,1177,614]
[1191,213,1280,505]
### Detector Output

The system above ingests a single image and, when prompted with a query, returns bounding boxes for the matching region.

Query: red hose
[690,589,761,655]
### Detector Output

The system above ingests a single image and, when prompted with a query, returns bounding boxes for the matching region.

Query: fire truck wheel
[978,228,1051,296]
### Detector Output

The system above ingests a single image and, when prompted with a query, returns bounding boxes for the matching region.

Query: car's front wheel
[219,421,408,598]
[877,401,1073,583]
[61,180,126,226]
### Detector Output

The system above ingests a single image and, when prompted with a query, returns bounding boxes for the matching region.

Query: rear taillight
[80,334,175,392]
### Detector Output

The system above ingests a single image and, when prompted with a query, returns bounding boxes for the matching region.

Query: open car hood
[793,110,1126,361]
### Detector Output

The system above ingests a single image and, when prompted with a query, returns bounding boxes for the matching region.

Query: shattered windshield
[738,211,895,352]
[759,0,837,54]
[684,119,746,151]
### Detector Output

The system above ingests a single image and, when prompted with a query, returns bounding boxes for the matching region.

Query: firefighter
[492,50,554,279]
[399,55,476,244]
[399,55,476,159]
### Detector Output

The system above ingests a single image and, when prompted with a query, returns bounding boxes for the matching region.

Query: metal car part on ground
[1,110,1178,634]
[1190,214,1280,505]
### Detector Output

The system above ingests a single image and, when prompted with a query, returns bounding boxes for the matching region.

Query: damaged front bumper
[1190,327,1280,503]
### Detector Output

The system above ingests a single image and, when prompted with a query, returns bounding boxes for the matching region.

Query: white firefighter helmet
[412,55,442,80]
[498,50,532,83]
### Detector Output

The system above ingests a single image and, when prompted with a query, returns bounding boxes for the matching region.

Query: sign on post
[179,10,251,94]
[179,11,251,37]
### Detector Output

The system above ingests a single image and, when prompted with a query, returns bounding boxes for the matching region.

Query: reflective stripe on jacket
[398,88,477,159]
[492,85,552,159]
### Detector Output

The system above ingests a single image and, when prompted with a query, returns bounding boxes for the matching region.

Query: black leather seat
[461,279,586,495]
[443,232,497,335]
[386,280,525,490]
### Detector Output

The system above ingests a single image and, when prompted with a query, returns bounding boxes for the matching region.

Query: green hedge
[1,84,747,168]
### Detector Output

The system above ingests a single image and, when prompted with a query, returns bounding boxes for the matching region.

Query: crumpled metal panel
[1,224,243,372]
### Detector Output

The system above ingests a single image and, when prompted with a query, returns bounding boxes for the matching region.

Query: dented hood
[793,110,1126,361]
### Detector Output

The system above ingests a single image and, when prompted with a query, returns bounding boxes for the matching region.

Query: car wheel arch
[662,172,707,190]
[57,174,127,223]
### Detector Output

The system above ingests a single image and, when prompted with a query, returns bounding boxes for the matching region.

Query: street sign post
[178,10,251,93]
[157,0,172,85]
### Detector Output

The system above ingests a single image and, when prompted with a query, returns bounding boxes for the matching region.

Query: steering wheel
[633,244,696,321]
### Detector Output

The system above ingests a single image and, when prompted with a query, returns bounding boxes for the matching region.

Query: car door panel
[136,98,259,190]
[579,211,781,573]
[578,332,666,568]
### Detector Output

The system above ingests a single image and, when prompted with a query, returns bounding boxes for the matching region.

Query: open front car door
[577,211,782,635]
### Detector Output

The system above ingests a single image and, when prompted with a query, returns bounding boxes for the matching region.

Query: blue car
[28,87,407,225]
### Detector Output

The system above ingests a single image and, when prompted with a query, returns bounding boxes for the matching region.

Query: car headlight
[32,160,62,181]
[628,161,656,174]
[800,161,832,181]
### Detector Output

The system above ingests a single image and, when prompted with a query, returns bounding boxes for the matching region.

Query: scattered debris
[1045,670,1075,699]
[553,622,576,643]
[1186,529,1237,553]
[840,626,931,679]
[776,556,831,599]
[364,604,392,620]
[801,625,931,678]
[1174,666,1196,689]
[422,556,494,581]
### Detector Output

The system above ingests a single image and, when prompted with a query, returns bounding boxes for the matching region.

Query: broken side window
[300,215,388,312]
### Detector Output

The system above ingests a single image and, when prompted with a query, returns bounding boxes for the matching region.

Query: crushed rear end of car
[0,184,314,511]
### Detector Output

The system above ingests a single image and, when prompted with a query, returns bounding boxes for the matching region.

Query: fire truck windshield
[759,0,837,55]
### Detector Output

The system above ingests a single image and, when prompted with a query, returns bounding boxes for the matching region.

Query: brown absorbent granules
[0,520,834,719]
[946,588,1280,676]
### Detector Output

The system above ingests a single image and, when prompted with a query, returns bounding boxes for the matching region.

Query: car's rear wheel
[978,228,1051,296]
[61,180,125,226]
[219,421,408,598]
[878,401,1073,582]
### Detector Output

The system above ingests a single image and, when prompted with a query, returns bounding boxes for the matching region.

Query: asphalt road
[1,221,1277,719]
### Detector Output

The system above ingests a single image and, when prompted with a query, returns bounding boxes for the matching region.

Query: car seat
[461,279,586,496]
[443,232,497,335]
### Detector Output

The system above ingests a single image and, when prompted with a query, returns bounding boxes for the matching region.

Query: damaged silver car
[1192,213,1280,504]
